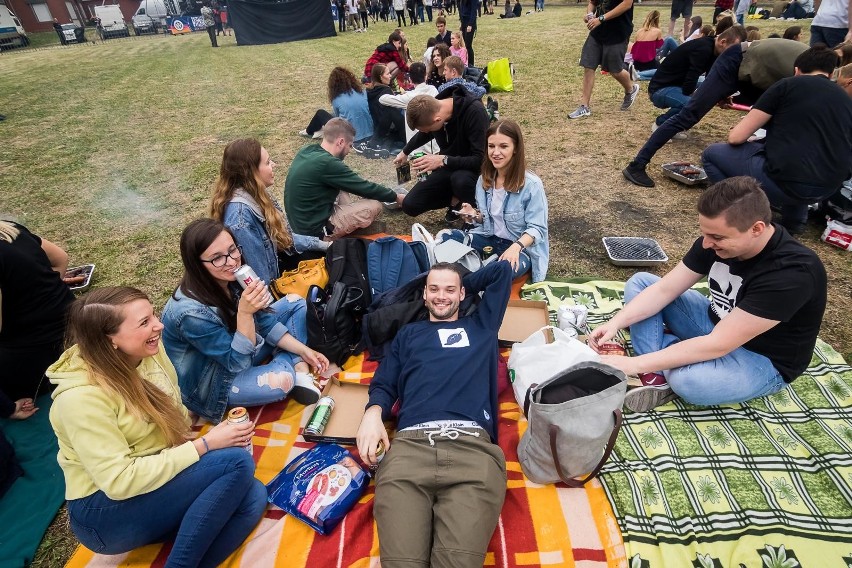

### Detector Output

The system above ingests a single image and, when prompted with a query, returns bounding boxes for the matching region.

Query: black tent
[229,0,336,45]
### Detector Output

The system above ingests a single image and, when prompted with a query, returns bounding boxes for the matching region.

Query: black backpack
[306,282,367,367]
[326,238,371,307]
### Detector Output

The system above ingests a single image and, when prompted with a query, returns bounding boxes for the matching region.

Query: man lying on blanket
[357,259,511,568]
[589,176,827,413]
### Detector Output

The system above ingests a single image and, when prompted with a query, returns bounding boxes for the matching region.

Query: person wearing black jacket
[459,0,478,65]
[393,86,489,217]
[649,26,745,129]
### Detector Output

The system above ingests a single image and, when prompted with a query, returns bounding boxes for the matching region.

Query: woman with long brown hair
[48,286,266,564]
[210,138,327,277]
[300,66,374,142]
[426,42,451,88]
[162,219,328,423]
[454,119,550,281]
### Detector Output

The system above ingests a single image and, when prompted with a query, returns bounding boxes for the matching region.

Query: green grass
[1,8,849,566]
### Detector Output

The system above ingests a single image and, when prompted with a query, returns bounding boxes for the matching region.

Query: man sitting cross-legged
[393,87,488,219]
[589,177,827,412]
[284,117,403,239]
[357,260,512,568]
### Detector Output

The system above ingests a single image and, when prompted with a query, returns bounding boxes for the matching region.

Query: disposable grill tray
[602,237,668,266]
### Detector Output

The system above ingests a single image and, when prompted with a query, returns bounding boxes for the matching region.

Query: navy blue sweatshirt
[367,261,512,442]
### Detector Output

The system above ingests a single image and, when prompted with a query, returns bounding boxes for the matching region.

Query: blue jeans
[625,272,786,405]
[67,448,267,568]
[701,142,809,225]
[657,36,679,59]
[229,297,306,407]
[809,25,848,48]
[440,230,531,279]
[650,86,691,126]
[635,43,744,167]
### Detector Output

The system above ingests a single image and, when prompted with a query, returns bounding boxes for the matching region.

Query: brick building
[1,0,139,32]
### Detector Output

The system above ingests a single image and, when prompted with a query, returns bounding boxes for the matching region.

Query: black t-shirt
[754,75,852,200]
[0,223,75,348]
[649,36,716,96]
[682,225,827,382]
[590,0,633,45]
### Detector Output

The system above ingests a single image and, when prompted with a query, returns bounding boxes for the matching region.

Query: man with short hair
[393,88,488,218]
[648,26,747,134]
[438,55,487,97]
[568,0,639,119]
[284,118,403,239]
[702,46,852,233]
[623,37,808,187]
[810,0,850,46]
[379,62,439,153]
[357,259,512,568]
[590,177,827,412]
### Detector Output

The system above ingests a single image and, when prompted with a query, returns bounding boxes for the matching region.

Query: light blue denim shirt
[223,192,327,285]
[332,90,374,142]
[471,171,550,282]
[161,287,289,422]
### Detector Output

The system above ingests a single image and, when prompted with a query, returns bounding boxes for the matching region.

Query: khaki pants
[328,191,382,239]
[374,429,507,568]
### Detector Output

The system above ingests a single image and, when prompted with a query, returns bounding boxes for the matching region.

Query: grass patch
[2,7,848,566]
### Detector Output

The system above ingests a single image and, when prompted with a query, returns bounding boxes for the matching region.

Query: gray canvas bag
[518,361,626,487]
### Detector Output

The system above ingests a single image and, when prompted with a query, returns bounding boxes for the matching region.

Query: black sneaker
[623,161,656,188]
[352,141,369,154]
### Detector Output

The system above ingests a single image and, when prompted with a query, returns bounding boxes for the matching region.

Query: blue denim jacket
[223,197,326,285]
[471,171,550,282]
[161,287,289,422]
[332,90,374,142]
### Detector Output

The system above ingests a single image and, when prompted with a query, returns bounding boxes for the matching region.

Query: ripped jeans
[228,297,306,407]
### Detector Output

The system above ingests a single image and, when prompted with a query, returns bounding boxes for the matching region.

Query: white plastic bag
[411,223,436,266]
[433,238,482,272]
[508,326,599,413]
[821,218,852,251]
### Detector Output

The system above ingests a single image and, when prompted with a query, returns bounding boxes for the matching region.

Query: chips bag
[267,444,369,535]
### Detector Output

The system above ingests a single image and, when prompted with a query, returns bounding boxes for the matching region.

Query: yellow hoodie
[47,344,199,501]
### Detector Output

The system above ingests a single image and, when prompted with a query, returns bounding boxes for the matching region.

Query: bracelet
[200,436,209,453]
[514,240,526,250]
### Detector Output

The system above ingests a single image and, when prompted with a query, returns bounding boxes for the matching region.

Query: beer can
[481,246,494,261]
[375,440,386,463]
[227,406,253,453]
[234,264,272,307]
[304,396,335,436]
[411,151,429,181]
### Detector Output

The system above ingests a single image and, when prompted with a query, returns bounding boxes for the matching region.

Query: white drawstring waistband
[424,423,482,446]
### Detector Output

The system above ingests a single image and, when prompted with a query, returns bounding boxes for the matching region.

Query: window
[31,2,52,21]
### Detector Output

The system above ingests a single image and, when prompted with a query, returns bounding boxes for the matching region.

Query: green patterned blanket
[521,280,852,568]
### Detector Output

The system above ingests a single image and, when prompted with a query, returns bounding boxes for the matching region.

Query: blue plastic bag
[267,444,369,535]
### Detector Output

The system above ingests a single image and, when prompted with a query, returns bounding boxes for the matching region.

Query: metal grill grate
[602,237,668,266]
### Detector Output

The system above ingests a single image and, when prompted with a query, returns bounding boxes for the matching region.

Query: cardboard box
[301,377,370,445]
[498,299,550,345]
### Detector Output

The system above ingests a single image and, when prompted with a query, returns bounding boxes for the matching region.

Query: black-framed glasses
[201,245,242,268]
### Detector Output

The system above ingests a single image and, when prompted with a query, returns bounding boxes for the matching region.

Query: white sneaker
[568,105,591,119]
[298,129,310,137]
[290,372,322,405]
[312,129,324,139]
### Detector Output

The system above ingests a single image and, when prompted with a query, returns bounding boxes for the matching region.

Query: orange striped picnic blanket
[66,351,627,568]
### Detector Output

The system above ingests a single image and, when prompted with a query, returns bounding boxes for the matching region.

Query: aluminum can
[411,151,429,181]
[481,246,494,261]
[304,396,335,436]
[227,406,253,453]
[375,440,386,463]
[234,264,272,307]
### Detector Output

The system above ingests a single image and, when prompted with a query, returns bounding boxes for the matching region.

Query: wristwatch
[442,155,449,166]
[598,14,605,21]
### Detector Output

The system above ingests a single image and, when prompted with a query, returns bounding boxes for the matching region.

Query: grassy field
[1,7,850,566]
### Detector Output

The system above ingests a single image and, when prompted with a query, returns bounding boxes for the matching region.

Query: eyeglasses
[201,245,242,268]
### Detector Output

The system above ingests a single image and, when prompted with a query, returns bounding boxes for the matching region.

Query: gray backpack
[518,361,626,487]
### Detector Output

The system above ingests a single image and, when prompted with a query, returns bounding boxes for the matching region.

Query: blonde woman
[48,286,266,564]
[210,138,327,278]
[0,220,74,419]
